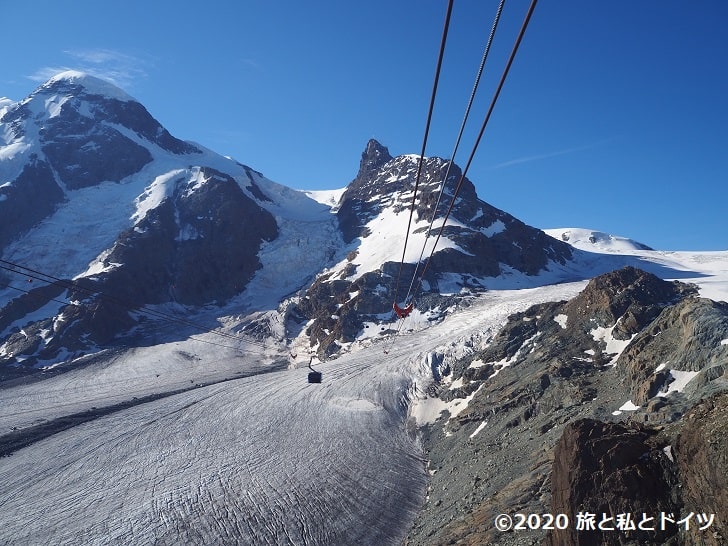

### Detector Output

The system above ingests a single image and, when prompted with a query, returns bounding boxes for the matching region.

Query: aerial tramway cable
[411,0,540,305]
[392,0,455,310]
[0,258,277,353]
[402,0,507,307]
[0,280,256,353]
[385,0,539,353]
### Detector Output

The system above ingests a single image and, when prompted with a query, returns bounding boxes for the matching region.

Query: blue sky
[2,0,726,250]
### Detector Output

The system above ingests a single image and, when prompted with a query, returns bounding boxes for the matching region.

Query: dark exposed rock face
[355,138,393,185]
[41,108,154,190]
[336,139,395,244]
[296,261,458,358]
[35,80,200,191]
[0,156,64,248]
[546,419,677,546]
[406,267,727,546]
[617,297,728,406]
[37,76,199,157]
[674,393,728,546]
[545,393,728,546]
[99,167,278,307]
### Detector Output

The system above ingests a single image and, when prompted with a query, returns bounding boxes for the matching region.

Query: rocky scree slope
[405,266,728,546]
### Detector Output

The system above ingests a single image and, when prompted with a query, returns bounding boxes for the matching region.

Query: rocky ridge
[405,267,728,545]
[294,139,574,358]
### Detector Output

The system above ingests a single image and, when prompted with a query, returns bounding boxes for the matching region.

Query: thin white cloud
[491,139,613,169]
[28,66,72,83]
[28,48,152,90]
[240,58,262,71]
[67,49,134,65]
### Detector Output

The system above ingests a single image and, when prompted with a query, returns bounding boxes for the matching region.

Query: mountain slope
[405,266,728,545]
[293,139,575,357]
[0,72,337,374]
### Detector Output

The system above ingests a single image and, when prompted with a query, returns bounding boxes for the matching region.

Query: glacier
[1,247,727,544]
[0,282,591,545]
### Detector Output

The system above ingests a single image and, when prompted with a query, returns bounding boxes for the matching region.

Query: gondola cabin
[307,356,322,383]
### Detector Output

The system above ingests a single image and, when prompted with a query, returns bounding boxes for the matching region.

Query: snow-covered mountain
[0,72,342,373]
[2,73,579,372]
[293,139,576,357]
[2,73,728,546]
[544,227,654,253]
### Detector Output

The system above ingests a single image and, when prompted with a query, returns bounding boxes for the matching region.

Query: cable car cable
[385,0,538,353]
[410,0,539,305]
[0,280,265,354]
[392,0,455,307]
[402,0,507,306]
[0,259,275,350]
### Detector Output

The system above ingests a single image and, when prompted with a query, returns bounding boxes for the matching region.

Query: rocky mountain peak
[356,138,393,181]
[298,140,574,357]
[0,72,204,251]
[563,265,697,333]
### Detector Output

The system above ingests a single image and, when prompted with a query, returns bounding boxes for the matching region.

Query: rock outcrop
[546,419,677,546]
[405,267,728,546]
[617,297,728,406]
[0,156,64,249]
[673,393,728,546]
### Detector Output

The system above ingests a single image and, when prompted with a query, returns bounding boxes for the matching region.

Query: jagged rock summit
[356,138,393,182]
[295,139,574,357]
[338,139,573,274]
